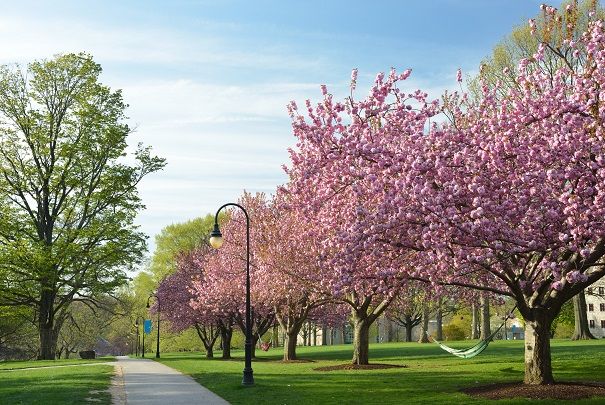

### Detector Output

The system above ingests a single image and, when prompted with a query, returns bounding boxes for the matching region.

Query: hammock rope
[257,333,273,351]
[429,305,517,359]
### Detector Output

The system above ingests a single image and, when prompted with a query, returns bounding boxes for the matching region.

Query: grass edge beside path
[0,356,116,370]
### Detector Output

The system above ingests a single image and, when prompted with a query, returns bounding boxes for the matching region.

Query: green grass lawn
[0,358,115,404]
[0,356,115,370]
[155,339,605,405]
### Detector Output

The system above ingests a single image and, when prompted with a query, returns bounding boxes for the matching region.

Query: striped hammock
[430,322,505,359]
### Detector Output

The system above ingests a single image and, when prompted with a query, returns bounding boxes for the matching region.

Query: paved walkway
[115,356,229,405]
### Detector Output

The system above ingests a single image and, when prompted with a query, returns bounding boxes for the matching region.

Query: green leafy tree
[149,215,215,281]
[0,53,165,359]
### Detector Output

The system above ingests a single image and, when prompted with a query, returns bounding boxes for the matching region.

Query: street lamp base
[242,368,254,386]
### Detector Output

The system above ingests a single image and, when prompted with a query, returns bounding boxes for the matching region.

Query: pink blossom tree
[283,161,406,364]
[284,65,430,365]
[255,192,332,361]
[190,193,275,359]
[155,247,224,358]
[285,10,605,383]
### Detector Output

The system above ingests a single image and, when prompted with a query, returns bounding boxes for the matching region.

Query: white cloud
[0,5,469,261]
[0,15,323,72]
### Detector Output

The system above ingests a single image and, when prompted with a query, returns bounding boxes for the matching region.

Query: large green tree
[0,53,165,359]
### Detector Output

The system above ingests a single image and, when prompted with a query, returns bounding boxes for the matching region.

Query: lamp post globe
[209,224,224,249]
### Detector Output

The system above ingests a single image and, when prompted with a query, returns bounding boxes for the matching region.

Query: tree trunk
[321,326,327,345]
[405,315,413,342]
[275,312,306,361]
[38,291,59,360]
[352,317,370,365]
[273,325,279,347]
[418,304,429,343]
[284,331,298,361]
[38,324,58,360]
[436,299,443,341]
[194,324,219,359]
[281,319,305,361]
[386,319,394,342]
[471,302,480,339]
[571,292,596,340]
[524,312,555,385]
[221,328,232,359]
[251,335,258,358]
[480,295,491,340]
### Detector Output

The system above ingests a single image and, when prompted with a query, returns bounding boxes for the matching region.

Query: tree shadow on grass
[184,369,507,405]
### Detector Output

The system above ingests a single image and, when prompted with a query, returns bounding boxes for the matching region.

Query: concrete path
[115,356,229,405]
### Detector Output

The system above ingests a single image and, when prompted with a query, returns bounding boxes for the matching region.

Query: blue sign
[144,319,152,334]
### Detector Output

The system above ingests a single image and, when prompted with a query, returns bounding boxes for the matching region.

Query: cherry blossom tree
[155,247,224,358]
[284,8,605,383]
[190,193,275,359]
[284,66,433,365]
[284,146,407,364]
[255,192,332,360]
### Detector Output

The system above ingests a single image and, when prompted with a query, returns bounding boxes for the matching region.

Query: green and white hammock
[430,323,504,359]
[429,306,516,359]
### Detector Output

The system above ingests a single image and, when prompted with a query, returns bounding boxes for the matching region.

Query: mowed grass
[0,356,115,370]
[156,339,605,405]
[0,358,115,404]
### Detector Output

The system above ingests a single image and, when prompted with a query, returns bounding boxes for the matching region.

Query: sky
[0,0,550,261]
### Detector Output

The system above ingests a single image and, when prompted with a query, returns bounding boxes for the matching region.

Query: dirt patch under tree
[463,381,605,400]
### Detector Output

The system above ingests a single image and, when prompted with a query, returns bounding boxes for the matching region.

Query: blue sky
[0,0,548,256]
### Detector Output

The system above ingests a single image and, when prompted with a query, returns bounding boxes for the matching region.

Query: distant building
[586,279,605,338]
[498,317,524,340]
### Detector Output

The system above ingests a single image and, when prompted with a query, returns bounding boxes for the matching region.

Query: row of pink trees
[154,2,605,386]
[157,189,382,363]
[283,9,605,385]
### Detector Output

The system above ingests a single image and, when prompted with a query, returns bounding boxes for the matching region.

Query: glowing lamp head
[209,224,224,249]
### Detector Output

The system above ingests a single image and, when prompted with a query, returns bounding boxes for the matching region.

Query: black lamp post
[147,294,161,358]
[135,316,145,357]
[210,203,254,386]
[134,320,139,356]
